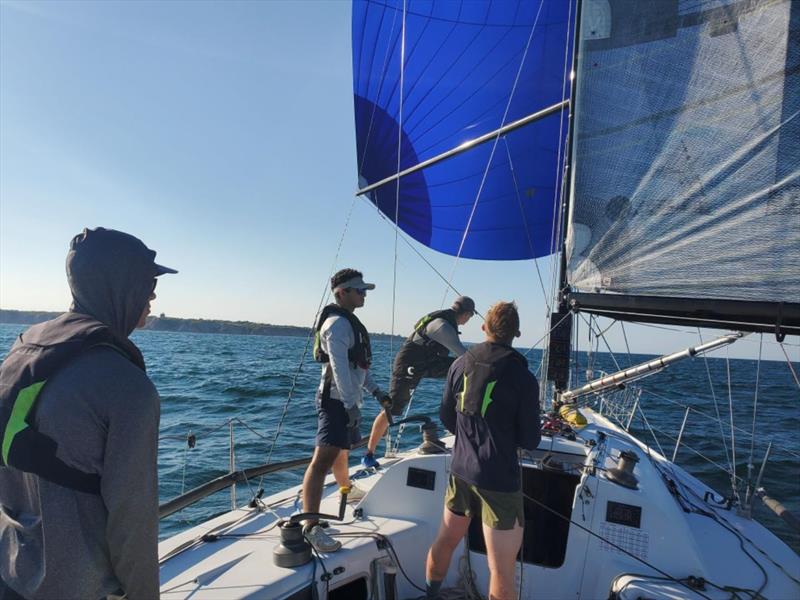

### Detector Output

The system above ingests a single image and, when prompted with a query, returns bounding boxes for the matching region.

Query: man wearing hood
[0,228,176,600]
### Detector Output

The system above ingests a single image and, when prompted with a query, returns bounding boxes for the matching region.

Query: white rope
[440,0,547,308]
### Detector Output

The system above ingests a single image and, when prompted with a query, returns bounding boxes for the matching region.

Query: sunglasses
[347,287,367,296]
[151,278,158,292]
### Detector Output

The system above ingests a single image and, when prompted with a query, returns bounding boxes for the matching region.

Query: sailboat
[158,1,800,598]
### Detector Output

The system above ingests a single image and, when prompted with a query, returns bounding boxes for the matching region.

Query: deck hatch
[406,467,436,491]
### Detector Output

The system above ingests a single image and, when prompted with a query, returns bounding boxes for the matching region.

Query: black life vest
[313,304,372,370]
[457,342,527,418]
[0,313,145,494]
[410,309,459,357]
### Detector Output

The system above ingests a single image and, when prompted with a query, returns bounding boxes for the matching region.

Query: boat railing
[158,412,371,520]
[158,414,440,520]
[589,383,800,530]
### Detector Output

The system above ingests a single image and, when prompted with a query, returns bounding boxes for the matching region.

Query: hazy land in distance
[0,309,404,342]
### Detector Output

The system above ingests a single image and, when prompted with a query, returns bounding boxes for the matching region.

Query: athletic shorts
[388,354,454,416]
[315,391,360,450]
[445,474,524,530]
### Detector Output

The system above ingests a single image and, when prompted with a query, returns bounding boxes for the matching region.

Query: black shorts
[315,391,360,450]
[389,353,454,415]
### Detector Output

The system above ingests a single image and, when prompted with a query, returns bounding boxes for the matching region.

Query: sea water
[0,324,797,553]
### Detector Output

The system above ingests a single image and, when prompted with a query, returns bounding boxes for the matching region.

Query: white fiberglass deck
[158,409,800,599]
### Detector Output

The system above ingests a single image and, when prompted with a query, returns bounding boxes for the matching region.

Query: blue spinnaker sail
[352,0,574,260]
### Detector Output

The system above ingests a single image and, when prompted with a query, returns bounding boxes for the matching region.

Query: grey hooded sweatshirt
[0,228,170,600]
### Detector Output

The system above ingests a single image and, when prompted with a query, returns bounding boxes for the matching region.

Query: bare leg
[426,508,472,583]
[301,445,340,524]
[367,411,390,454]
[332,449,351,488]
[483,521,523,600]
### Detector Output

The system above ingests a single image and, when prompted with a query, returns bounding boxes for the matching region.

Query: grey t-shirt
[0,347,160,600]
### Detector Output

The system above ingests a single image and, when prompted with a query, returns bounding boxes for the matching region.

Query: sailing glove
[346,405,361,429]
[373,390,393,410]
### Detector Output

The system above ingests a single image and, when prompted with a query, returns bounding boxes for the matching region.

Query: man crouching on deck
[425,301,540,600]
[301,268,388,553]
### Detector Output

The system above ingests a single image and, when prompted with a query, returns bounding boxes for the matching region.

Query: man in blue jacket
[425,301,540,600]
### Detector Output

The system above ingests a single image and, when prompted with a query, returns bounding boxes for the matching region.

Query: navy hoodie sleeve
[440,356,464,434]
[515,367,541,451]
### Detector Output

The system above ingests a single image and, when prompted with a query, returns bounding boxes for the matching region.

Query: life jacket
[313,304,372,401]
[410,309,459,357]
[0,313,145,494]
[457,342,527,418]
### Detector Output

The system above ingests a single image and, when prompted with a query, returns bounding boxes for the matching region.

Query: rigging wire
[256,196,358,492]
[697,328,735,480]
[635,387,800,460]
[778,341,800,389]
[745,333,764,508]
[504,137,552,314]
[359,197,469,307]
[727,345,741,502]
[440,0,546,308]
[390,0,408,360]
[540,0,576,388]
[522,309,573,359]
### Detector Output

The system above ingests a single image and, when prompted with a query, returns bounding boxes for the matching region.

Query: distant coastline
[0,309,405,342]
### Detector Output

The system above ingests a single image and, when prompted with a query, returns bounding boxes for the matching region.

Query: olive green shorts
[445,474,524,530]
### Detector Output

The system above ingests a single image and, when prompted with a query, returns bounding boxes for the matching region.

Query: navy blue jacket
[440,341,540,492]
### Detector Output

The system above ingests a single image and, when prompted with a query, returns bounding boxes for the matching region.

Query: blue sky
[0,0,795,363]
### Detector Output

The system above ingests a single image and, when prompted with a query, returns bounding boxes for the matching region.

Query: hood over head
[66,227,177,338]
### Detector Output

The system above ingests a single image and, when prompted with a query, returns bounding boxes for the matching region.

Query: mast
[545,0,582,395]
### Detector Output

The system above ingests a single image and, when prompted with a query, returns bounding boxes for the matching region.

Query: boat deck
[158,410,800,599]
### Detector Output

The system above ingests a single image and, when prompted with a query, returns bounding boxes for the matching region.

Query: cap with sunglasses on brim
[333,275,376,292]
